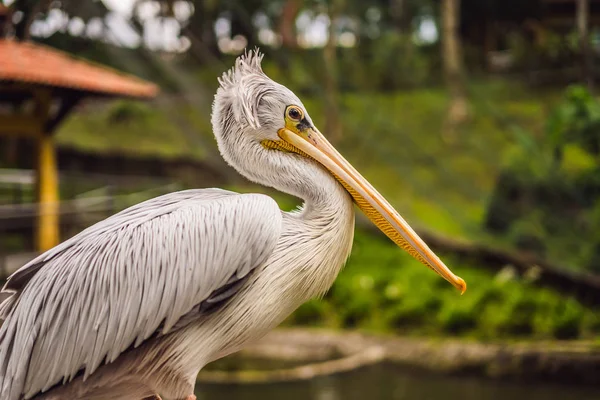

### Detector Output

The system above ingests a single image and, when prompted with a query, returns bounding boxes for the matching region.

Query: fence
[0,169,181,277]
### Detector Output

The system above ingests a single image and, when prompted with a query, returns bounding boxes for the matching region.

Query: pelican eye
[287,107,302,121]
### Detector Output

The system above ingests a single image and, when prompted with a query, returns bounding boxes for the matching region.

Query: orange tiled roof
[0,39,158,98]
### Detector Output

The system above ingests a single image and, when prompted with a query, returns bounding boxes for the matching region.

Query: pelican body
[0,51,465,400]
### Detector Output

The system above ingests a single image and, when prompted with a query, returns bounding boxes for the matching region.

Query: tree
[577,0,593,90]
[7,0,111,42]
[177,1,220,64]
[8,0,52,40]
[389,0,410,34]
[279,0,301,48]
[441,0,469,128]
[323,0,343,143]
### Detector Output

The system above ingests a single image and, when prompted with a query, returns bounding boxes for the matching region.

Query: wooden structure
[0,26,157,251]
[461,0,600,71]
[540,0,600,28]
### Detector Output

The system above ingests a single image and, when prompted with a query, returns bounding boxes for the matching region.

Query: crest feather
[214,48,269,129]
[218,48,265,90]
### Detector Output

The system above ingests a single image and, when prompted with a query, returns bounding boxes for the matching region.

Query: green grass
[57,100,209,160]
[285,231,600,340]
[57,80,555,243]
[57,78,581,263]
[307,83,553,243]
[56,79,571,264]
[52,79,600,339]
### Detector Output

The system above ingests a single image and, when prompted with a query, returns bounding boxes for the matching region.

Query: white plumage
[0,50,464,400]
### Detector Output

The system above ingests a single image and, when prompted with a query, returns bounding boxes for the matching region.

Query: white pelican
[0,51,465,400]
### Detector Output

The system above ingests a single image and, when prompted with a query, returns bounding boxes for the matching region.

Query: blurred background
[2,0,600,399]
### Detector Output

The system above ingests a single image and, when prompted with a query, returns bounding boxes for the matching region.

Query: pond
[195,363,600,400]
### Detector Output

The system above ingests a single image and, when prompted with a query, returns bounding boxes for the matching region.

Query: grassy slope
[336,81,554,241]
[57,80,600,340]
[58,79,555,241]
[57,100,212,160]
[286,231,600,341]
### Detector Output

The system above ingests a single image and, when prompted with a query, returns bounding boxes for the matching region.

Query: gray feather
[0,189,282,400]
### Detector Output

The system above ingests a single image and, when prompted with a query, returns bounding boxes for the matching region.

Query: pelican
[0,51,465,400]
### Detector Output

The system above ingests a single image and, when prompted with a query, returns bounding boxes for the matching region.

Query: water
[196,363,600,400]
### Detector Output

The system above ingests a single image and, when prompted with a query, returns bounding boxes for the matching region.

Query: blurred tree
[8,0,51,40]
[0,2,12,37]
[228,0,261,49]
[389,0,410,34]
[576,0,593,90]
[279,0,300,48]
[459,0,540,71]
[129,0,221,63]
[324,0,343,143]
[273,0,301,73]
[486,85,600,272]
[441,0,469,128]
[184,1,220,63]
[6,0,110,42]
[388,0,413,76]
[547,85,600,160]
[130,0,277,60]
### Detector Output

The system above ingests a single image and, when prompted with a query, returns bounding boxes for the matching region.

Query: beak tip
[456,277,467,295]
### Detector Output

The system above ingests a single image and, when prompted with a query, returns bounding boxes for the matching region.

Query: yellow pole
[36,133,59,251]
[34,88,59,252]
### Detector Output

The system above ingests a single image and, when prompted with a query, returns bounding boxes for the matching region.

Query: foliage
[286,231,600,340]
[547,85,600,158]
[485,85,600,272]
[57,79,546,242]
[57,78,549,244]
[357,32,437,90]
[57,100,207,160]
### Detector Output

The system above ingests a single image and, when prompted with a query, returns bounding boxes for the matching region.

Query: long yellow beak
[268,126,466,294]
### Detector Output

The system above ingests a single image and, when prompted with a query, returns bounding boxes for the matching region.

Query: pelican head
[212,50,466,293]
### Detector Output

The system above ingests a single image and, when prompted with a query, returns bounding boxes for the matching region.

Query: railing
[0,182,181,277]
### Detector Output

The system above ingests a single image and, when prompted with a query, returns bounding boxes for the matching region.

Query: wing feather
[0,189,282,400]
